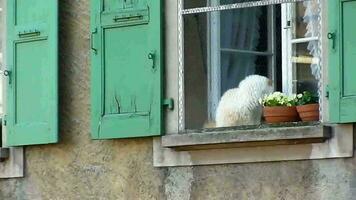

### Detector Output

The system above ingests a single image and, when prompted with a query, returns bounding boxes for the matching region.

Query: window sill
[153,124,353,167]
[162,122,330,151]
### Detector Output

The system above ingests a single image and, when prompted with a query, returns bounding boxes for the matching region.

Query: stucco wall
[0,1,356,200]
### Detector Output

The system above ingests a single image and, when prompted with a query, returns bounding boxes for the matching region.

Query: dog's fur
[215,75,273,127]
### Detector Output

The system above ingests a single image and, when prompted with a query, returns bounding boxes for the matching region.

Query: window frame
[178,0,322,132]
[281,2,320,96]
[153,0,354,167]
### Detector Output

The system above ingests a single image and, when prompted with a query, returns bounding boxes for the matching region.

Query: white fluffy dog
[215,75,273,127]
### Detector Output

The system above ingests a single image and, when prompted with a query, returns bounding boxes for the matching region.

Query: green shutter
[328,0,356,123]
[91,0,163,139]
[5,1,58,146]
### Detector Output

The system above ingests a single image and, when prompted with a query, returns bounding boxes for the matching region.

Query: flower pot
[263,106,299,123]
[296,103,319,122]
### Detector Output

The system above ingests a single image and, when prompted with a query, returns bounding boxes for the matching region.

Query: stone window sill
[161,122,330,151]
[153,123,353,167]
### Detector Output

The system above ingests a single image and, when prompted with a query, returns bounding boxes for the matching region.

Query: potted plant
[295,91,319,122]
[260,92,299,123]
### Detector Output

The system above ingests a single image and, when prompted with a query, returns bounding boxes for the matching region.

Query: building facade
[0,0,356,200]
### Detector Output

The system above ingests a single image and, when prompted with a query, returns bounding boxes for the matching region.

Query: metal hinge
[325,85,330,98]
[2,115,7,126]
[0,65,11,85]
[90,28,98,54]
[163,98,174,110]
[284,20,291,29]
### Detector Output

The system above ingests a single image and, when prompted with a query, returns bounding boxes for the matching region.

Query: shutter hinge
[2,115,7,126]
[91,28,98,54]
[163,98,174,110]
[325,85,330,99]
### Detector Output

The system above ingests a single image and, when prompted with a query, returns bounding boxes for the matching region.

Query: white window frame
[281,2,320,95]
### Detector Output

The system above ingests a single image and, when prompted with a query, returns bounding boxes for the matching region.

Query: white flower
[262,91,296,107]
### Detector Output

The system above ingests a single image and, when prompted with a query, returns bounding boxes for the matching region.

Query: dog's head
[238,75,274,97]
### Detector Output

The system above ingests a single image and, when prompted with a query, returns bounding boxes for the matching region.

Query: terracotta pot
[263,106,299,123]
[296,103,319,122]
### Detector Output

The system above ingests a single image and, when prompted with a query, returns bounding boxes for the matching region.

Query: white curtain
[303,0,321,80]
[220,0,262,93]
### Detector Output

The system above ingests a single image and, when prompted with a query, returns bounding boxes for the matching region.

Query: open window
[181,0,321,131]
[207,2,277,124]
[282,1,320,95]
[153,0,354,167]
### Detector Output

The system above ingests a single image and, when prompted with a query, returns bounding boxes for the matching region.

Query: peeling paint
[114,93,121,114]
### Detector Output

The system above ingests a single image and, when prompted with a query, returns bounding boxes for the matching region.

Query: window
[209,3,277,122]
[153,0,355,167]
[180,0,320,130]
[87,0,355,160]
[282,1,320,95]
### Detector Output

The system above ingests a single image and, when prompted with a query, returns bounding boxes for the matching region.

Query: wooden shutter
[5,1,58,146]
[91,0,163,139]
[328,0,356,123]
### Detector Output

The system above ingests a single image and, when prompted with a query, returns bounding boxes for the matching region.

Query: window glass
[288,1,320,95]
[291,43,319,94]
[184,0,207,9]
[181,1,321,130]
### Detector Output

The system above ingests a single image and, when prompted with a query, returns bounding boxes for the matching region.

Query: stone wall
[0,1,355,200]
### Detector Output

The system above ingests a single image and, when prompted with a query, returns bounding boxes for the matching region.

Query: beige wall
[0,1,355,200]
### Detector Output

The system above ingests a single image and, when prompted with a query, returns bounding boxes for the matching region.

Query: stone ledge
[162,123,331,151]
